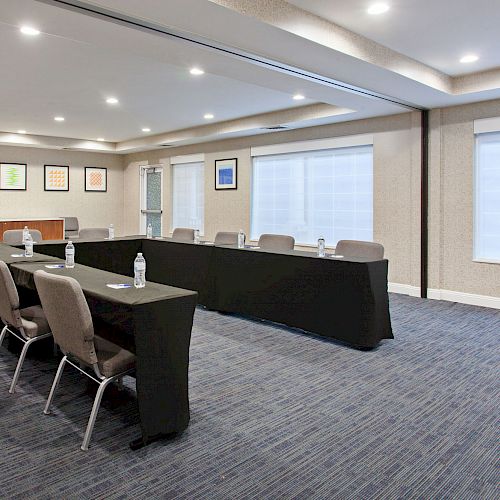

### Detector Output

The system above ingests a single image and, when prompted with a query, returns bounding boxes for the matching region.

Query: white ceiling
[0,0,499,153]
[288,0,500,76]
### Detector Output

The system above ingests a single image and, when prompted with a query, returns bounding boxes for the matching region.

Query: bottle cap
[68,240,72,244]
[138,252,143,256]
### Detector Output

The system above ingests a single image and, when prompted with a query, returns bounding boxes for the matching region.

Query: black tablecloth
[8,257,198,441]
[29,238,393,348]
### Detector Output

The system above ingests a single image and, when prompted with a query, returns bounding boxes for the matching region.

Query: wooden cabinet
[0,219,64,241]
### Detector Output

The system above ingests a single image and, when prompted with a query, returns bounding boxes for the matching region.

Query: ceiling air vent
[160,144,174,147]
[261,125,288,130]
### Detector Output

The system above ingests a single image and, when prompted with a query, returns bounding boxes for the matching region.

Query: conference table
[0,242,197,448]
[33,236,393,348]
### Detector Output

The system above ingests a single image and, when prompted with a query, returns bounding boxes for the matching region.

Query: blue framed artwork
[215,158,237,190]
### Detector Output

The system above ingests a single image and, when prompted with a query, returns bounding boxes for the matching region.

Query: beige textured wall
[0,145,125,234]
[429,99,500,297]
[124,112,421,286]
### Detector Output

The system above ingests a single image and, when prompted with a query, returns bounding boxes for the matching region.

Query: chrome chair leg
[44,355,67,414]
[0,325,8,347]
[9,337,37,394]
[81,377,114,451]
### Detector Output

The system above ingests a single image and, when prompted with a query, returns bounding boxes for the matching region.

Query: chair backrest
[63,217,79,232]
[3,229,43,245]
[335,240,385,260]
[172,227,195,243]
[34,270,97,365]
[214,231,240,246]
[0,261,22,328]
[78,228,108,239]
[258,233,295,251]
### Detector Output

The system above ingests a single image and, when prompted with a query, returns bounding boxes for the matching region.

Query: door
[140,166,163,236]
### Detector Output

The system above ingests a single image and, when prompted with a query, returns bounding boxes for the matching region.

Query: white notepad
[106,283,132,289]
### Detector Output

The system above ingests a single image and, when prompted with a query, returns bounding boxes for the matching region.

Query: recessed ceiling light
[54,116,65,122]
[367,3,389,15]
[17,130,27,134]
[142,128,151,132]
[293,94,305,100]
[460,54,479,63]
[97,137,105,142]
[204,113,214,120]
[190,67,205,76]
[20,26,40,36]
[106,97,119,104]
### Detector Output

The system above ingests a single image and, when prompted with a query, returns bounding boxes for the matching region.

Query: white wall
[0,145,125,234]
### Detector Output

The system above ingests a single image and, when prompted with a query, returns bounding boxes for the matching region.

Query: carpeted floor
[0,294,498,499]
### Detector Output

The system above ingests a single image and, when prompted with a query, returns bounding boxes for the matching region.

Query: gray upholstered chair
[334,240,385,260]
[171,227,195,243]
[0,261,51,393]
[63,217,79,239]
[3,229,43,245]
[258,233,295,251]
[214,231,240,246]
[34,270,135,451]
[78,228,108,240]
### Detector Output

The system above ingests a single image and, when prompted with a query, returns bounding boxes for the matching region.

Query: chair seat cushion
[20,305,51,338]
[94,335,136,378]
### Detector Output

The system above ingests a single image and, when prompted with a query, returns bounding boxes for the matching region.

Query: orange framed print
[85,167,107,192]
[44,164,69,191]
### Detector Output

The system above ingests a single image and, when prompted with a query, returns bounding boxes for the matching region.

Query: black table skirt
[6,254,197,441]
[29,238,393,348]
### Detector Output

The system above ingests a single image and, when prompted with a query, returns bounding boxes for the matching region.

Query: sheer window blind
[251,145,373,245]
[475,132,500,261]
[172,161,204,234]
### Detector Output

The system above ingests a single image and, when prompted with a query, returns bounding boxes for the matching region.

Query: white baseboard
[389,282,500,309]
[388,282,421,297]
[427,288,500,310]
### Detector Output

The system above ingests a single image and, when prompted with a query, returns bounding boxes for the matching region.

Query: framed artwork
[0,162,27,190]
[215,158,237,190]
[44,164,69,191]
[85,167,107,192]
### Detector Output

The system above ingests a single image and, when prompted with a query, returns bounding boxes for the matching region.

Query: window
[475,132,500,262]
[140,166,163,237]
[251,145,373,245]
[171,161,204,234]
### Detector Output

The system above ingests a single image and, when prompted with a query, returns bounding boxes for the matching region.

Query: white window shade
[172,162,204,234]
[251,146,373,245]
[475,132,500,262]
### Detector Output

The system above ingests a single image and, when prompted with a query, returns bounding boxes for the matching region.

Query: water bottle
[317,236,326,257]
[194,229,200,244]
[238,229,245,249]
[24,233,33,258]
[134,253,146,288]
[146,223,153,239]
[108,224,115,240]
[65,241,75,268]
[22,226,29,244]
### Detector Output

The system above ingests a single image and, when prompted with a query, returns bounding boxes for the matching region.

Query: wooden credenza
[0,218,65,241]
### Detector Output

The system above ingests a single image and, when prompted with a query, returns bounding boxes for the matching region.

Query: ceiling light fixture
[106,97,119,104]
[204,113,214,119]
[293,94,305,100]
[190,67,205,76]
[54,116,65,122]
[17,130,27,134]
[367,3,389,15]
[142,128,151,132]
[97,138,105,142]
[460,54,479,63]
[20,26,40,36]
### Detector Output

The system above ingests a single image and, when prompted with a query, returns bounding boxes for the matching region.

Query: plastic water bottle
[24,233,33,258]
[108,224,115,240]
[146,223,153,239]
[65,241,75,268]
[134,253,146,288]
[317,236,326,257]
[22,226,29,244]
[238,229,245,249]
[194,229,200,244]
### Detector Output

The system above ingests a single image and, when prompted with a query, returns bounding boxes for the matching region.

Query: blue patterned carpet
[0,294,498,499]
